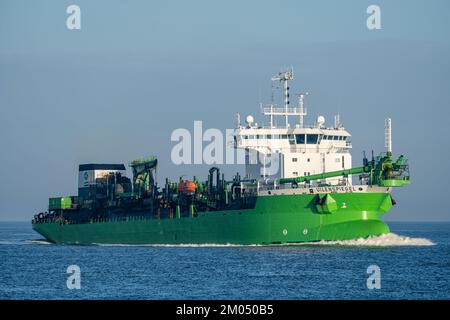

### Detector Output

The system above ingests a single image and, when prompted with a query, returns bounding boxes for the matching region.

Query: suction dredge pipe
[278,153,409,186]
[278,166,368,185]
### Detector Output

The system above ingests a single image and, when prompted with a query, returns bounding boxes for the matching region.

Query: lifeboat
[178,180,197,194]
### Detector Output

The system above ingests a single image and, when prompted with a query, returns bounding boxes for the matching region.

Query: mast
[296,92,308,128]
[271,69,294,128]
[262,68,306,128]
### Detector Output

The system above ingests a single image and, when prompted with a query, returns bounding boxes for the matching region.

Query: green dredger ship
[32,69,410,245]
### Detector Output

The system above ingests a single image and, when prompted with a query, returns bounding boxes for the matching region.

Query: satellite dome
[317,115,325,127]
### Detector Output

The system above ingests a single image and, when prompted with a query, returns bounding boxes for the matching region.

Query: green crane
[129,156,158,197]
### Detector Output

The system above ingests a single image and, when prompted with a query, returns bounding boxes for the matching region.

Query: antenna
[272,68,294,128]
[334,114,341,129]
[271,82,278,104]
[235,113,241,128]
[296,92,308,128]
[385,118,392,154]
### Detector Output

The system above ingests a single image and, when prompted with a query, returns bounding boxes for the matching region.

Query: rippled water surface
[0,221,449,299]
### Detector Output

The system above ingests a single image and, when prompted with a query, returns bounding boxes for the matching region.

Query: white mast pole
[334,114,340,129]
[271,69,294,129]
[385,118,392,154]
[284,78,289,128]
[298,93,307,128]
[298,94,303,128]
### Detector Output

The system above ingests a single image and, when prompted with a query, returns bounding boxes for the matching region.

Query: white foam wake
[0,239,53,245]
[27,240,52,245]
[92,233,434,247]
[301,233,435,247]
[93,243,258,247]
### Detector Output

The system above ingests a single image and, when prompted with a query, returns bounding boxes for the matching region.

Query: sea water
[0,221,449,299]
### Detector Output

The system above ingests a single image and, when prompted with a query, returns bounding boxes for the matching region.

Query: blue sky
[1,0,450,221]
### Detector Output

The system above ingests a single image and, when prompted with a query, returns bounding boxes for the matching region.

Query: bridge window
[288,134,295,144]
[295,134,305,144]
[306,134,319,144]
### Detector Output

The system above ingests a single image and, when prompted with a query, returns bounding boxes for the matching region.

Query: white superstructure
[234,69,353,186]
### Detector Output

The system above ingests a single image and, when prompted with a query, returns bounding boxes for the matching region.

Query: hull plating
[32,192,391,245]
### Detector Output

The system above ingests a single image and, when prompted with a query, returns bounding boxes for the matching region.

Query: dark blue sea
[0,222,449,300]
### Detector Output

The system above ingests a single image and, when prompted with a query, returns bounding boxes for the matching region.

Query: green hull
[32,192,391,245]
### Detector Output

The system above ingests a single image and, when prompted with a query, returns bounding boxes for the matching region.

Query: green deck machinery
[278,152,410,187]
